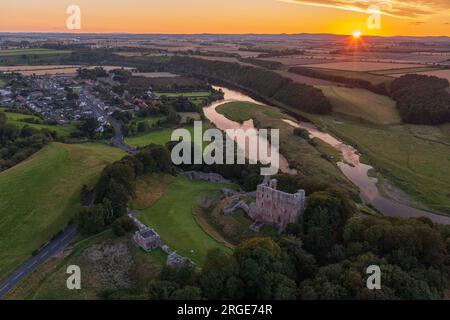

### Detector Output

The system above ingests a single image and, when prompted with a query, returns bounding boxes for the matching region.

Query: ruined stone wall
[253,179,305,231]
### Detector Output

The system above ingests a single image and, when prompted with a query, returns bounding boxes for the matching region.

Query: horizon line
[1,31,449,39]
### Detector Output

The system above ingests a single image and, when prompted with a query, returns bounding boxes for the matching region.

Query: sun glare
[352,31,362,39]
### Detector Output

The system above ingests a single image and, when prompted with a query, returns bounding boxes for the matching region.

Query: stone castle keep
[248,177,306,231]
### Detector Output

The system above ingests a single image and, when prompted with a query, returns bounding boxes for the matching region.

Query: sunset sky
[1,0,449,36]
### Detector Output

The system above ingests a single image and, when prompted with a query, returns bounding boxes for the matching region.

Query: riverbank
[205,85,450,224]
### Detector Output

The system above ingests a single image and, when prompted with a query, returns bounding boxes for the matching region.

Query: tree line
[390,74,450,125]
[289,67,389,95]
[75,144,175,236]
[162,56,332,115]
[0,112,56,172]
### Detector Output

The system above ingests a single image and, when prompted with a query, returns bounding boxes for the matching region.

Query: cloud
[279,0,450,19]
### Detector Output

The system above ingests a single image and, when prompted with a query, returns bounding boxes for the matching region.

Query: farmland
[0,143,125,279]
[317,86,401,124]
[139,176,232,264]
[0,49,72,66]
[289,67,394,86]
[306,61,423,72]
[0,49,71,57]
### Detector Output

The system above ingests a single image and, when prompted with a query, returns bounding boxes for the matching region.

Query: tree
[200,249,241,299]
[170,286,203,300]
[74,205,106,235]
[148,280,178,300]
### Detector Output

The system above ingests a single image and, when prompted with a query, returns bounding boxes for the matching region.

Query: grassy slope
[317,86,401,125]
[0,108,78,137]
[139,176,232,265]
[0,143,124,278]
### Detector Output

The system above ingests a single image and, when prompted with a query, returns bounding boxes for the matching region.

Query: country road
[0,225,77,299]
[108,116,139,154]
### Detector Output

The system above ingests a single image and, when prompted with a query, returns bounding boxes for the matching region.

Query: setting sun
[352,31,362,38]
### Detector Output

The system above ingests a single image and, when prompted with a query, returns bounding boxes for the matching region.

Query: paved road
[0,225,77,299]
[108,117,139,155]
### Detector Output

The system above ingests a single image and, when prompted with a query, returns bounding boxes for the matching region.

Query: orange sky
[1,0,449,36]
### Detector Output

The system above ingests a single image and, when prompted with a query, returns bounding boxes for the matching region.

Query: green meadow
[216,101,284,123]
[1,108,78,137]
[140,176,232,265]
[0,143,124,279]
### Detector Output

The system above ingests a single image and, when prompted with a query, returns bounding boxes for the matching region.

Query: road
[108,116,139,154]
[80,87,138,154]
[0,225,77,299]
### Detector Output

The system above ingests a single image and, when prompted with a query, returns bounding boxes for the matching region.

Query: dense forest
[0,112,55,172]
[390,74,450,125]
[289,67,389,95]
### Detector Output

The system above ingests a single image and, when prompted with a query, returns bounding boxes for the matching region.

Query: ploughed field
[0,143,124,279]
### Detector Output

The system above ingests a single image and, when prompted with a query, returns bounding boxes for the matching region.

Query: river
[203,86,450,225]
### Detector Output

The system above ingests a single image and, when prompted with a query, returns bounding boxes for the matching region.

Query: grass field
[0,108,79,137]
[125,126,195,148]
[216,101,284,123]
[139,176,232,265]
[129,115,165,128]
[0,143,124,279]
[317,86,401,124]
[304,67,394,86]
[0,49,71,57]
[308,113,450,214]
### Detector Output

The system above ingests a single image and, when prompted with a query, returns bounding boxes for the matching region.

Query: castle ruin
[248,177,306,232]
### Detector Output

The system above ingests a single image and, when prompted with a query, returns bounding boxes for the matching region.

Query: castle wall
[253,179,305,231]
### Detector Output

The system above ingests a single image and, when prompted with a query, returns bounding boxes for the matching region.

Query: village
[0,67,157,134]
